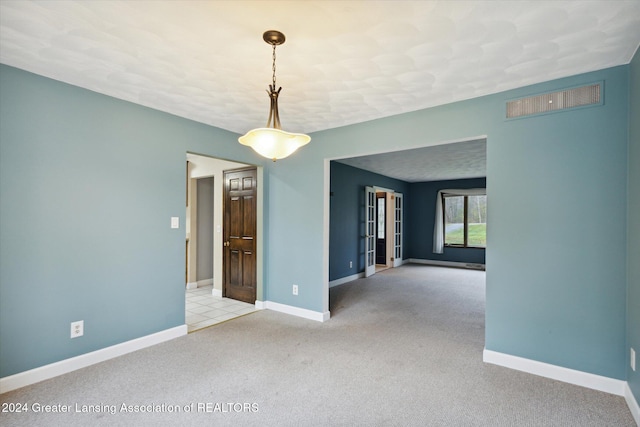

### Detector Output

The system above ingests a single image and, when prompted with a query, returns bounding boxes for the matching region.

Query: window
[433,188,486,254]
[377,197,385,239]
[443,194,486,248]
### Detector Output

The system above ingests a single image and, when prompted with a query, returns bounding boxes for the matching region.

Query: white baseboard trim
[0,325,187,394]
[329,272,364,288]
[625,383,640,426]
[483,349,626,396]
[409,258,485,270]
[197,278,213,287]
[255,300,329,322]
[186,279,213,291]
[212,288,222,297]
[328,260,411,289]
[393,258,407,268]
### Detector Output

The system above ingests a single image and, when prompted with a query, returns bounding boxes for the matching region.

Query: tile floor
[185,285,256,332]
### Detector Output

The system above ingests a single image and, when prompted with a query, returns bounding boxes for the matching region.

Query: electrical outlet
[631,347,636,371]
[70,320,84,338]
[349,261,353,268]
[292,285,298,296]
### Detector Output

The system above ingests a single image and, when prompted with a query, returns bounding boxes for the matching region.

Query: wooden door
[223,167,257,304]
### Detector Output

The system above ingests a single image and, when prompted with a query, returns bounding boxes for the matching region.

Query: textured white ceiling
[337,139,486,183]
[2,0,639,135]
[1,1,639,181]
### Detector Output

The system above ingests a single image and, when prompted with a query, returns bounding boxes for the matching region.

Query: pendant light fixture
[238,30,310,161]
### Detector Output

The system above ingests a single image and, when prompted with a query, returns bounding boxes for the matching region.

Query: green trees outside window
[444,195,486,248]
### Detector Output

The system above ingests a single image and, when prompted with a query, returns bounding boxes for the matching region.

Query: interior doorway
[325,137,487,319]
[375,192,387,266]
[184,153,262,332]
[365,186,403,278]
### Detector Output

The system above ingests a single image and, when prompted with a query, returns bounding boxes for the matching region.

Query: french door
[365,186,376,277]
[393,193,403,267]
[364,187,403,276]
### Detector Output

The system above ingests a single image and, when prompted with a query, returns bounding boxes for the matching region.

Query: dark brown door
[223,167,257,304]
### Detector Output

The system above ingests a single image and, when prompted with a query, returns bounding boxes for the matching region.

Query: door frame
[366,185,402,276]
[185,173,215,290]
[185,153,264,303]
[222,166,258,304]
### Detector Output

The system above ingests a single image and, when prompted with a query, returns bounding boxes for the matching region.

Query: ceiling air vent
[506,83,601,119]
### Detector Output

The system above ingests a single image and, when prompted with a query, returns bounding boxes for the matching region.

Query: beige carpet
[0,265,635,426]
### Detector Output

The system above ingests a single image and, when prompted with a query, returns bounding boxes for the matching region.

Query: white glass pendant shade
[239,128,310,161]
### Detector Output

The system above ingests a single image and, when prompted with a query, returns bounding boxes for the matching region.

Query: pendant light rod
[266,37,282,129]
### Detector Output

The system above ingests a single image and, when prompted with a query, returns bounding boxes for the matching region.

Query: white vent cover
[507,84,601,118]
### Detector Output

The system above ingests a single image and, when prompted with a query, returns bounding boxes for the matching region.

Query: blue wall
[407,177,486,265]
[301,66,628,379]
[329,161,410,281]
[0,64,260,377]
[329,165,486,283]
[483,72,628,379]
[627,48,640,403]
[0,59,634,392]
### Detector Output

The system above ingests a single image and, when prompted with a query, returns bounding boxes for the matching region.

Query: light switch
[171,217,179,229]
